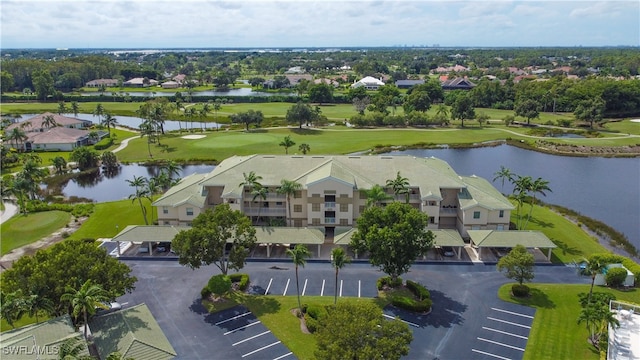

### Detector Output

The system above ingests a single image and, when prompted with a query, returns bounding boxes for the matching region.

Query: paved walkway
[112,135,139,153]
[0,202,18,224]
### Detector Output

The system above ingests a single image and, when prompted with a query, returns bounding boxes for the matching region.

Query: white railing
[324,217,336,224]
[324,202,336,209]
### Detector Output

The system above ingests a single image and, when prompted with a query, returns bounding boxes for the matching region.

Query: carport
[431,229,465,259]
[109,225,325,258]
[467,230,557,261]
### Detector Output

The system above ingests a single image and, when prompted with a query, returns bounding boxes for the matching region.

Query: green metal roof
[112,225,191,243]
[333,227,357,245]
[458,175,515,211]
[90,303,176,360]
[0,315,88,360]
[431,229,465,247]
[152,172,208,207]
[468,230,557,248]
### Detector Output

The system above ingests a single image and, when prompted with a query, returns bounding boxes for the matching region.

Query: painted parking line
[224,321,261,335]
[241,341,281,358]
[471,349,512,360]
[478,337,525,352]
[215,312,251,326]
[358,280,361,298]
[382,314,420,328]
[301,279,308,296]
[491,307,534,319]
[232,330,271,346]
[339,280,343,297]
[265,278,273,295]
[283,279,290,296]
[487,317,531,329]
[482,327,528,340]
[320,279,325,296]
[274,352,293,360]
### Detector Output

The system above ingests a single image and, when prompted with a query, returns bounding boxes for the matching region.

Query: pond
[81,87,292,97]
[14,114,223,132]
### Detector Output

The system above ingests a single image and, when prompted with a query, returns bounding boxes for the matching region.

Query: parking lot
[246,270,378,298]
[212,306,294,360]
[470,303,536,360]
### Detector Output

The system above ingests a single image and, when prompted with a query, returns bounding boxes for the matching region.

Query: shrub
[391,296,432,312]
[512,284,530,297]
[406,280,430,300]
[207,274,232,296]
[228,273,250,291]
[606,268,628,288]
[93,137,114,150]
[589,253,640,285]
[578,292,616,308]
[201,286,212,299]
[306,304,327,321]
[377,276,403,290]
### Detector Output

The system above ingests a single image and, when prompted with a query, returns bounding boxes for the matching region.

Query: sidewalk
[0,201,18,224]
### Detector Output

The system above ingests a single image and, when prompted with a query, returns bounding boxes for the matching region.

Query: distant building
[395,79,425,89]
[351,76,385,90]
[161,81,180,89]
[441,77,476,90]
[123,77,159,88]
[86,78,119,87]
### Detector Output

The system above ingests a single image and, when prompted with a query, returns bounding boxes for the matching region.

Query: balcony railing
[244,208,286,216]
[324,202,336,209]
[324,217,336,224]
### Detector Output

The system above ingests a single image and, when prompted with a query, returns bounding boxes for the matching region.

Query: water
[82,87,291,97]
[15,114,223,132]
[54,164,215,202]
[385,145,640,248]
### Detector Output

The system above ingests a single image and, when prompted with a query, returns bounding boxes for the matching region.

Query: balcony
[244,208,286,216]
[439,207,458,217]
[323,202,336,210]
[324,217,336,224]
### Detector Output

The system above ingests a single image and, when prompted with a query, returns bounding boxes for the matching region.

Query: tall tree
[126,175,150,225]
[101,113,118,136]
[403,90,431,113]
[71,101,80,118]
[32,69,55,101]
[493,166,514,193]
[93,103,105,124]
[514,98,540,125]
[286,244,311,316]
[139,119,155,157]
[230,109,263,131]
[25,292,54,323]
[6,127,28,150]
[351,202,433,281]
[308,83,334,104]
[496,245,535,290]
[522,177,551,229]
[279,135,296,155]
[251,186,268,224]
[574,97,606,129]
[314,301,412,360]
[239,171,263,221]
[277,179,302,226]
[331,247,350,304]
[42,114,59,129]
[583,257,609,304]
[365,184,392,208]
[57,101,68,115]
[0,290,26,329]
[285,102,316,129]
[450,93,475,127]
[385,171,410,203]
[60,280,109,339]
[172,205,257,275]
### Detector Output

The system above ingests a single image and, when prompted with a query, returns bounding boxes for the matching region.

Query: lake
[82,87,291,97]
[15,114,222,132]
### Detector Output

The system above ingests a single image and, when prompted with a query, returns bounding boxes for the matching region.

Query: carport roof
[111,225,325,245]
[432,229,465,247]
[468,230,557,249]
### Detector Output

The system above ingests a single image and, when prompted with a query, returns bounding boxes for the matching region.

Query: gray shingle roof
[459,175,514,210]
[468,230,557,248]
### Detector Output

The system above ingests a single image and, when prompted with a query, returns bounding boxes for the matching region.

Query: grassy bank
[1,211,71,255]
[499,283,640,360]
[68,199,155,240]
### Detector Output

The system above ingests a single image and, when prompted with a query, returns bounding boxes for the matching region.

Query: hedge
[589,253,640,285]
[228,273,250,291]
[25,201,95,217]
[377,276,403,290]
[207,274,232,296]
[512,284,531,297]
[93,137,114,150]
[606,268,628,288]
[391,296,432,313]
[406,280,430,301]
[303,304,328,334]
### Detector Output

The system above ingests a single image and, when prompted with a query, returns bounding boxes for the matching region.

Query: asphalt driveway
[116,260,588,360]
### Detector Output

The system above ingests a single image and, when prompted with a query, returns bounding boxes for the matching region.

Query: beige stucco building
[153,155,514,239]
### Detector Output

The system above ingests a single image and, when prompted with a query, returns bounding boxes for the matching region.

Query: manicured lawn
[68,199,155,240]
[0,314,45,332]
[603,119,640,136]
[511,202,608,263]
[499,283,640,360]
[0,211,71,255]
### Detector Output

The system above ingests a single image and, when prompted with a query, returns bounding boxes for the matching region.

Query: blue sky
[1,0,638,49]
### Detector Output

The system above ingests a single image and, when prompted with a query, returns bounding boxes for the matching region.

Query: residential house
[441,77,476,90]
[153,155,514,239]
[351,76,385,90]
[4,112,100,151]
[285,74,313,85]
[86,78,119,87]
[123,77,159,87]
[161,81,180,89]
[395,79,425,89]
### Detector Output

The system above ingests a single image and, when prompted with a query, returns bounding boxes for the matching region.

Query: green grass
[603,119,640,136]
[499,283,640,360]
[0,211,71,255]
[68,199,155,240]
[0,314,46,332]
[511,202,608,263]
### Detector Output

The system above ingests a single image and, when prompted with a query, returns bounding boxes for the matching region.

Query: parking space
[247,274,376,298]
[470,303,536,360]
[212,306,295,360]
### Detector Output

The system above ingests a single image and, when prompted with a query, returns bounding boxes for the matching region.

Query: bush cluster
[228,273,250,291]
[201,286,212,299]
[391,296,432,313]
[606,268,628,288]
[511,284,530,297]
[589,253,640,284]
[93,137,114,150]
[25,201,95,217]
[377,276,403,290]
[303,304,328,333]
[406,280,431,300]
[207,274,232,296]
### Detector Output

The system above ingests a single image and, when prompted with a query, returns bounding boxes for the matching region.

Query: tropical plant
[522,177,551,229]
[7,127,28,150]
[277,179,302,226]
[51,156,68,175]
[25,292,54,323]
[331,247,350,304]
[57,101,68,115]
[126,175,150,225]
[71,101,80,118]
[42,114,59,129]
[0,290,26,329]
[496,245,535,289]
[365,184,392,208]
[577,303,619,349]
[286,244,311,316]
[385,171,410,203]
[493,165,514,193]
[251,186,268,224]
[583,257,609,304]
[298,143,311,155]
[60,280,109,339]
[57,337,91,360]
[239,171,263,220]
[101,151,119,170]
[101,113,118,136]
[279,135,296,154]
[93,103,105,124]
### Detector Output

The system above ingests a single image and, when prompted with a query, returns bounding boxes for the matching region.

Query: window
[186,208,194,216]
[340,194,349,198]
[360,191,368,199]
[163,221,170,225]
[312,203,320,212]
[499,210,504,218]
[163,206,168,214]
[294,191,302,198]
[429,216,435,224]
[294,219,303,227]
[312,193,320,198]
[497,225,504,231]
[340,203,348,212]
[340,219,349,226]
[473,211,480,219]
[312,218,320,226]
[276,202,283,206]
[294,204,302,212]
[359,205,365,213]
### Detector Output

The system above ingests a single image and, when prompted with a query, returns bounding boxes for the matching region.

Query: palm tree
[57,337,90,360]
[51,156,68,175]
[584,257,608,304]
[239,171,263,220]
[386,171,410,203]
[512,191,528,230]
[279,135,296,154]
[127,175,150,225]
[522,177,551,229]
[102,113,118,136]
[331,247,350,304]
[493,166,514,193]
[42,114,59,129]
[512,175,532,229]
[25,292,54,323]
[298,143,311,155]
[60,280,109,339]
[277,179,302,226]
[139,120,155,157]
[93,103,105,124]
[577,304,619,349]
[251,186,268,224]
[365,184,392,208]
[57,101,68,115]
[286,244,311,316]
[0,290,26,329]
[71,101,80,118]
[7,127,28,150]
[213,101,222,130]
[161,160,182,182]
[184,107,197,131]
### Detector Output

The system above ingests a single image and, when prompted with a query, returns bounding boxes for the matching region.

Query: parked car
[156,242,171,252]
[96,302,122,315]
[494,247,511,258]
[441,246,455,257]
